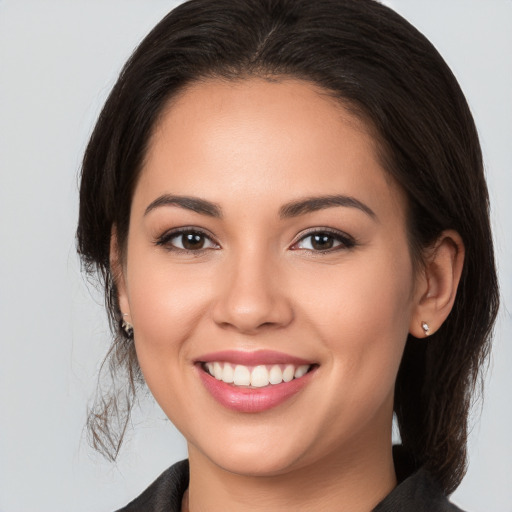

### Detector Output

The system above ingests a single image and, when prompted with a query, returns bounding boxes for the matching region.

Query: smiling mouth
[201,362,316,388]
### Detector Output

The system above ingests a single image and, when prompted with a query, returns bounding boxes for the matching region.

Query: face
[117,78,421,476]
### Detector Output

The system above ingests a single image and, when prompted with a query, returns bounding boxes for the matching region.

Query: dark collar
[116,448,464,512]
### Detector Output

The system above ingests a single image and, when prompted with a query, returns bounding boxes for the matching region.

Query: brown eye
[293,230,355,252]
[157,229,218,252]
[181,232,206,250]
[310,234,334,250]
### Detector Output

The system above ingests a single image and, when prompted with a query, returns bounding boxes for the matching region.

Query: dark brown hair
[77,0,499,494]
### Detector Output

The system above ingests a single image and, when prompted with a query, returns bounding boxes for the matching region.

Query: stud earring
[122,313,134,337]
[421,321,430,337]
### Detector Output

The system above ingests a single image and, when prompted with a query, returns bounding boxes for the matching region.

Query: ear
[110,226,131,318]
[409,230,465,338]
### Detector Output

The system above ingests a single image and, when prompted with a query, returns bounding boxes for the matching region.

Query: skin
[114,78,464,512]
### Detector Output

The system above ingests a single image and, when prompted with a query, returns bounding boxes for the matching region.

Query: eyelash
[155,227,356,254]
[290,228,356,253]
[155,227,219,254]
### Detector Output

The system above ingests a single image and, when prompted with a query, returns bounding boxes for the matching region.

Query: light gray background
[0,1,510,511]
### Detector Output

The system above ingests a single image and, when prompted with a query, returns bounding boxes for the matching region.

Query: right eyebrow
[144,194,223,218]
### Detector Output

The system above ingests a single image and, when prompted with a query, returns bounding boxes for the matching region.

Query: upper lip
[196,350,315,366]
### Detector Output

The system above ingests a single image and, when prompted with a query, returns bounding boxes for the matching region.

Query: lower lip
[197,365,316,413]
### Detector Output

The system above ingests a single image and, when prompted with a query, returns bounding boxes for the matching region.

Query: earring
[421,321,430,337]
[122,313,134,337]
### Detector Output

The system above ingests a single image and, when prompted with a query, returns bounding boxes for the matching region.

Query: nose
[211,250,294,334]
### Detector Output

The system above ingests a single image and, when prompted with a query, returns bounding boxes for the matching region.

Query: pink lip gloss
[195,350,317,413]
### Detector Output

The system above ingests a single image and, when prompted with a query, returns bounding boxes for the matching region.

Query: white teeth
[213,362,223,380]
[294,365,309,378]
[283,365,295,382]
[205,362,312,387]
[269,365,283,385]
[222,363,234,383]
[250,365,270,387]
[233,365,251,386]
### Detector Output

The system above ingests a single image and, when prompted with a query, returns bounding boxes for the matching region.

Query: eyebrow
[144,194,222,218]
[279,195,376,220]
[144,193,376,220]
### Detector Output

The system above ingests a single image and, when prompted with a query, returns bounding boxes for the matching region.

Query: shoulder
[373,447,465,512]
[114,459,189,512]
[113,454,465,512]
[373,468,465,512]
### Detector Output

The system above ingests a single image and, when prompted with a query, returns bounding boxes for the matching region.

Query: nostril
[210,269,295,333]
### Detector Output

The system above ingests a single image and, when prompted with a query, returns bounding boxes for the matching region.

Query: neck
[186,436,396,512]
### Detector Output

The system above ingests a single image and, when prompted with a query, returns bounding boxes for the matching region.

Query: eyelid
[154,226,355,253]
[290,227,356,251]
[155,226,220,252]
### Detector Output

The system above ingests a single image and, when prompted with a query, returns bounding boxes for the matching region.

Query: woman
[76,0,499,510]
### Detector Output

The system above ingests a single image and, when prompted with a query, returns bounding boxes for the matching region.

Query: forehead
[136,77,405,221]
[148,77,375,169]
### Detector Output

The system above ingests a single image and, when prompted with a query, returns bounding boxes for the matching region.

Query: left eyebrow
[279,195,376,220]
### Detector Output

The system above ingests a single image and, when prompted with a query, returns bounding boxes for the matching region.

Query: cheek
[295,248,414,384]
[124,247,214,384]
[127,240,212,329]
[130,274,202,345]
[125,264,215,422]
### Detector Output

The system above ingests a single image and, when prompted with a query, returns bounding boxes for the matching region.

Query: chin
[189,427,312,477]
[210,448,305,477]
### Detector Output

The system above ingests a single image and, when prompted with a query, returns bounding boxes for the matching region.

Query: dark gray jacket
[116,449,464,512]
